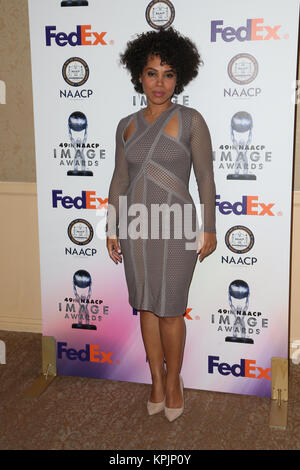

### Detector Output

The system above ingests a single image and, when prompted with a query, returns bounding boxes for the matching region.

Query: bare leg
[159,315,185,408]
[139,310,166,402]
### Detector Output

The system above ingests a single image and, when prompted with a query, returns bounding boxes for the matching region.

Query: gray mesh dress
[106,102,216,317]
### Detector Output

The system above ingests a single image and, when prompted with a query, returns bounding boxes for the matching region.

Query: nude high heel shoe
[164,375,184,422]
[147,397,165,415]
[147,367,166,415]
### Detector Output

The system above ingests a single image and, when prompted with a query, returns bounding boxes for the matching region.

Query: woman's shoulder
[176,103,204,119]
[116,111,137,131]
[177,104,208,128]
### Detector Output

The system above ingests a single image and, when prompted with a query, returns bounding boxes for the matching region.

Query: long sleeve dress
[106,102,216,317]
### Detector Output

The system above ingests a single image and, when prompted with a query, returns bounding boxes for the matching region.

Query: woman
[106,27,217,422]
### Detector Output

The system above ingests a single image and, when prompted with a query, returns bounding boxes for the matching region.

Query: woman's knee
[160,315,183,325]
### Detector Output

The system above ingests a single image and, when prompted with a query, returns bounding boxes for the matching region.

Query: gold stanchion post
[24,336,57,399]
[269,357,288,430]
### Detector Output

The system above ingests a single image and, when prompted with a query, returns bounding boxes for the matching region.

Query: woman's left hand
[197,231,217,262]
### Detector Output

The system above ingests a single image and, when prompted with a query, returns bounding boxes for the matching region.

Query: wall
[0,0,36,182]
[0,183,41,332]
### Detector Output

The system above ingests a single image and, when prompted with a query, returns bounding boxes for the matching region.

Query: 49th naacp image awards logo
[61,1,88,6]
[214,111,272,180]
[210,280,269,345]
[53,111,106,175]
[146,0,175,30]
[62,57,89,87]
[58,270,109,330]
[225,225,254,254]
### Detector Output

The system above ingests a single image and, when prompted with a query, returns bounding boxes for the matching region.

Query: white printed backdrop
[28,0,299,397]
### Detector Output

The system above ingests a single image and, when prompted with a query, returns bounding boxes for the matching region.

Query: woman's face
[139,54,177,106]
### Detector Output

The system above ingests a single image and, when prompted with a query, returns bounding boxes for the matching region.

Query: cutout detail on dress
[164,113,179,139]
[123,118,135,143]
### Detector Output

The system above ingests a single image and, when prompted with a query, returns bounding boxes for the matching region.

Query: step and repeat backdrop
[28,0,299,397]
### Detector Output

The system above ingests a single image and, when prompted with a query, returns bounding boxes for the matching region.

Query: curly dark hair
[120,27,201,95]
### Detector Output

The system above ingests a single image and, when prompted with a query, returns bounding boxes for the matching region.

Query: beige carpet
[0,330,299,450]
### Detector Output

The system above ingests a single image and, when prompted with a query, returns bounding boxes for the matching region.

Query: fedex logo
[57,342,114,364]
[52,190,108,210]
[208,356,271,380]
[211,19,281,42]
[45,25,107,47]
[216,195,275,216]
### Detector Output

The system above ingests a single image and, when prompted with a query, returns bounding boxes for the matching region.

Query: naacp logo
[227,53,258,85]
[225,225,254,254]
[146,0,175,30]
[68,219,93,245]
[62,57,89,87]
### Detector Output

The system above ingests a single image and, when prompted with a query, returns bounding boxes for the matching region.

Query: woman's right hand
[106,235,123,264]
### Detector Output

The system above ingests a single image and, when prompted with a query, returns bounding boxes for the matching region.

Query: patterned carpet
[0,330,299,450]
